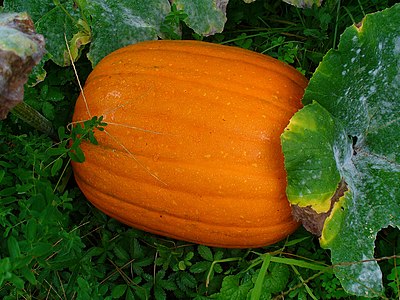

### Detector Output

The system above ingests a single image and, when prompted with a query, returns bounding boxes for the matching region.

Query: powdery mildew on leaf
[174,0,227,36]
[344,255,383,295]
[87,0,171,66]
[3,0,87,66]
[282,3,400,296]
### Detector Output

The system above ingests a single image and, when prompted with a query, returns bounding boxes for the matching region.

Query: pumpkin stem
[11,101,56,139]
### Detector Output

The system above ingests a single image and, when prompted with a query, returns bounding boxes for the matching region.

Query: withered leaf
[0,12,45,119]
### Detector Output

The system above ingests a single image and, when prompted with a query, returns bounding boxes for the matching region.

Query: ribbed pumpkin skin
[72,40,308,248]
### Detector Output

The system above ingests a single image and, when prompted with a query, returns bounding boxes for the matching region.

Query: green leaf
[7,236,21,258]
[179,272,197,288]
[21,267,37,285]
[282,0,322,8]
[0,257,12,276]
[154,285,166,300]
[51,158,63,176]
[27,56,48,86]
[0,170,6,183]
[198,245,214,262]
[174,0,227,36]
[57,126,69,140]
[190,261,211,274]
[178,260,187,270]
[281,102,346,213]
[125,288,136,300]
[28,242,53,257]
[0,187,16,197]
[112,284,127,298]
[251,254,271,300]
[218,275,253,300]
[264,263,290,294]
[159,3,187,40]
[113,244,130,261]
[282,4,400,297]
[159,277,177,291]
[42,102,55,120]
[68,146,85,163]
[16,183,34,194]
[86,0,171,66]
[8,273,25,290]
[25,219,38,242]
[3,0,54,22]
[4,0,83,66]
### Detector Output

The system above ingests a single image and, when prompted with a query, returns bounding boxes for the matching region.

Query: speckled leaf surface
[4,0,170,67]
[174,0,227,36]
[282,0,322,8]
[87,0,170,66]
[281,102,348,214]
[3,0,83,66]
[282,4,400,297]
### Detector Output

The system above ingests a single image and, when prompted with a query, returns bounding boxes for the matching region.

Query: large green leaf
[3,0,54,22]
[174,0,227,36]
[3,0,86,66]
[281,4,400,297]
[2,0,237,66]
[3,0,170,67]
[86,0,170,66]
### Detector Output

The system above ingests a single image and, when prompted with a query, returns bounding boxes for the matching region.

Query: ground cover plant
[1,0,400,299]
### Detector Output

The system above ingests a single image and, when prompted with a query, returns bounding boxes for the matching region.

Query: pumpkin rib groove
[86,72,304,116]
[73,154,285,199]
[90,135,285,170]
[101,41,307,87]
[84,138,285,172]
[72,155,290,213]
[105,204,296,249]
[75,175,285,206]
[76,179,295,230]
[99,120,284,145]
[83,191,295,232]
[99,113,291,147]
[88,64,304,100]
[76,127,288,184]
[83,104,290,163]
[72,40,307,248]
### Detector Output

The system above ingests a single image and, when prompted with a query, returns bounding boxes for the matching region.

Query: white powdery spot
[393,36,400,54]
[347,254,382,296]
[368,64,383,77]
[380,100,396,114]
[368,86,376,94]
[119,5,151,28]
[95,0,113,13]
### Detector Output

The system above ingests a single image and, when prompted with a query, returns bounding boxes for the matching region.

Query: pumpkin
[71,40,308,248]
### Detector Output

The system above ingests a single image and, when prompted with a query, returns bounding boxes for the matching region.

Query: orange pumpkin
[72,40,307,248]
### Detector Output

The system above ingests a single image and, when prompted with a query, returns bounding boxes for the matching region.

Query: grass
[1,0,400,299]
